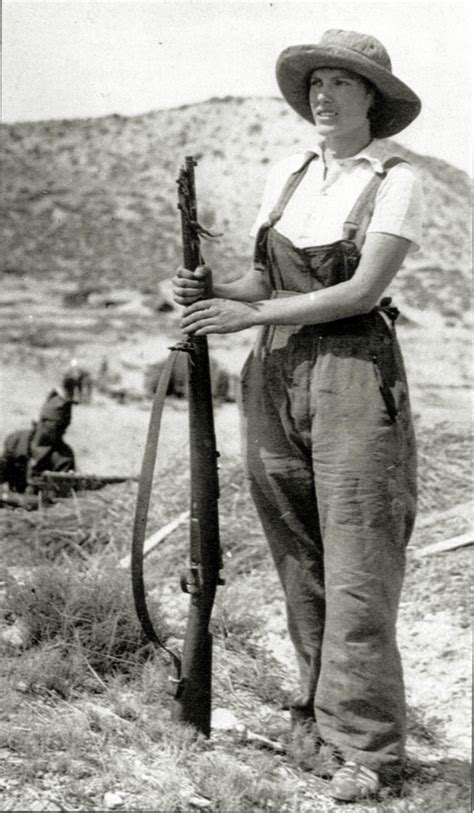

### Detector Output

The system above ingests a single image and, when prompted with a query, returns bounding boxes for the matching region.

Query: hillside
[1,97,471,320]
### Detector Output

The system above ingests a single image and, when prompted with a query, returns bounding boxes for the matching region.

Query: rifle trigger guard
[180,566,201,595]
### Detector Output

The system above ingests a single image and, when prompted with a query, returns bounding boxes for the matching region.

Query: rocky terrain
[1,97,471,321]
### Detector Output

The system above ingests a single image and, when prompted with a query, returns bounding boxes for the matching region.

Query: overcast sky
[2,0,472,174]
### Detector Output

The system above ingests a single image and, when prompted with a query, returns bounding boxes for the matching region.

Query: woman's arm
[180,232,411,335]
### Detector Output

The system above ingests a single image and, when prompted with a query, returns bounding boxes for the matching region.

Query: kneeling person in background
[0,375,77,495]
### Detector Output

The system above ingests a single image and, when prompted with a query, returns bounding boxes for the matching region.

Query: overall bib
[241,154,417,771]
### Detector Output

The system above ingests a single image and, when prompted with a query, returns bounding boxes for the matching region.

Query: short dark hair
[358,75,385,135]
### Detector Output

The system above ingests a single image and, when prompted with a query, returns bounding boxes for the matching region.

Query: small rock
[1,619,31,648]
[16,681,29,693]
[103,791,125,809]
[211,707,240,731]
[299,803,317,813]
[70,762,93,779]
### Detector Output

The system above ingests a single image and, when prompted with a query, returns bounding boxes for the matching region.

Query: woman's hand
[172,265,213,306]
[181,298,258,335]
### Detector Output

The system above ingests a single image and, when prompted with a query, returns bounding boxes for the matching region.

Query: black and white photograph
[1,1,471,810]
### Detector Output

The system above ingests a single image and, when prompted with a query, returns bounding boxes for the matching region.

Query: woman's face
[309,68,373,139]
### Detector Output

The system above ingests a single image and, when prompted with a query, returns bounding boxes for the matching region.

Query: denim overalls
[241,153,417,771]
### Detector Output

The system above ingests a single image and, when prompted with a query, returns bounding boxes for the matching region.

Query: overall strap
[342,157,406,249]
[265,151,318,227]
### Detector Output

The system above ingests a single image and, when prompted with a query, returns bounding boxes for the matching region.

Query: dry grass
[0,420,471,811]
[1,566,167,697]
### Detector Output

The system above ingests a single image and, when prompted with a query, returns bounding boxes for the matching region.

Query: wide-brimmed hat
[276,29,421,137]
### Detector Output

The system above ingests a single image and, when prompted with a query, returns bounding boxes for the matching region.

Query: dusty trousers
[241,228,417,771]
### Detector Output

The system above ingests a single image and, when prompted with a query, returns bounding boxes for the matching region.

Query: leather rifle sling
[131,348,182,676]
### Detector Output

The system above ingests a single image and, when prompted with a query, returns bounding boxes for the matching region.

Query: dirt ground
[0,310,471,810]
[1,320,470,461]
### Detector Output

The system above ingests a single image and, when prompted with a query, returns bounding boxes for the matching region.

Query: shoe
[329,761,380,801]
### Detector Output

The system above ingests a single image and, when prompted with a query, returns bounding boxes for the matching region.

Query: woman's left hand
[181,298,258,335]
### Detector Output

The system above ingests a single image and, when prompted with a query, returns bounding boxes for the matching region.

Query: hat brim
[276,44,421,138]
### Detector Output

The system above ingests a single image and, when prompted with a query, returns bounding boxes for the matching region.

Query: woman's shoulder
[369,145,423,201]
[362,139,418,178]
[371,142,421,182]
[368,143,424,248]
[380,163,423,202]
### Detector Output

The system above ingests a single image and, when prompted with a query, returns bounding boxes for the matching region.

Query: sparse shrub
[3,566,168,692]
[62,285,101,307]
[13,646,91,697]
[2,266,25,276]
[22,324,57,348]
[191,752,293,811]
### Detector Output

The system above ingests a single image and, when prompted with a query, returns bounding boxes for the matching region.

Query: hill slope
[1,97,471,319]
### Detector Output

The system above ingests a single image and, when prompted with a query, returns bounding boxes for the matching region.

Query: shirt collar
[311,138,404,175]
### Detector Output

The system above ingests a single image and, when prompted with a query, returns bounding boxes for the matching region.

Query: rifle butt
[172,616,213,737]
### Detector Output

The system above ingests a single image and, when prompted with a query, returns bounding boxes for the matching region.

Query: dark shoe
[329,761,380,801]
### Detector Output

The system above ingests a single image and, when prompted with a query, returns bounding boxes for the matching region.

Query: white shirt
[250,139,423,253]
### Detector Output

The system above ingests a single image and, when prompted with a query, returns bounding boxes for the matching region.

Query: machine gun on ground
[1,472,137,510]
[29,471,139,500]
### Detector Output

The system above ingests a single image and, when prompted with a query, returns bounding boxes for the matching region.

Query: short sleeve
[367,163,424,253]
[249,154,306,238]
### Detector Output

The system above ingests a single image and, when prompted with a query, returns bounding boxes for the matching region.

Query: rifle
[29,471,138,499]
[131,156,223,737]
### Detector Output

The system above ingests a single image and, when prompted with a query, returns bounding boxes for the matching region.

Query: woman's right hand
[172,265,214,306]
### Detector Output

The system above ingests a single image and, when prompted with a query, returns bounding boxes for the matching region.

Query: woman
[173,29,422,802]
